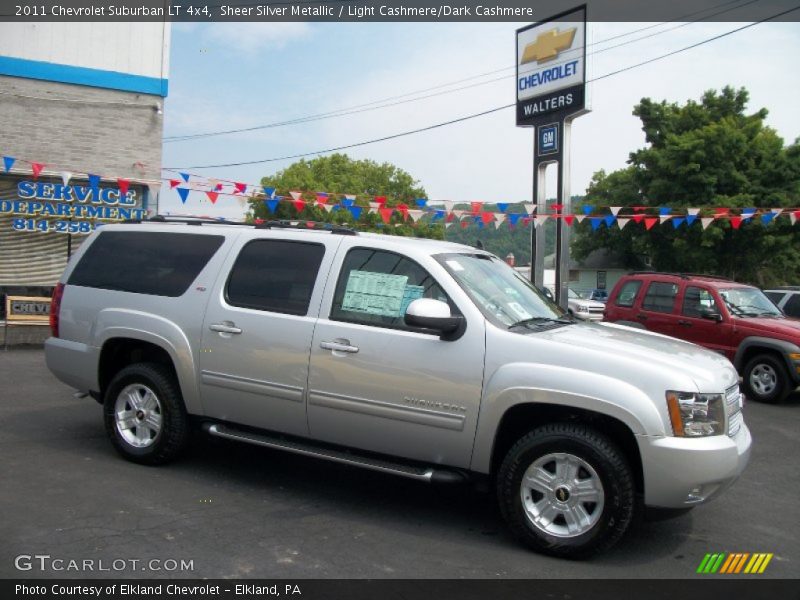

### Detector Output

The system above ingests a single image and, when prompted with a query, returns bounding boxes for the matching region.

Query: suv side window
[615,280,642,307]
[330,247,450,330]
[226,239,325,316]
[783,294,800,318]
[642,281,679,313]
[682,286,718,318]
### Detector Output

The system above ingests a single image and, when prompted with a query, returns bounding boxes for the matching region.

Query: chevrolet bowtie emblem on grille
[521,27,577,65]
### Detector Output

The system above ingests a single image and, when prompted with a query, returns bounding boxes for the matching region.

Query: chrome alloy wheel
[750,363,777,396]
[520,452,605,538]
[114,383,163,448]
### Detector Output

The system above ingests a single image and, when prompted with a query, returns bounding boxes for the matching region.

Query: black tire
[496,422,635,559]
[103,362,189,465]
[742,353,791,404]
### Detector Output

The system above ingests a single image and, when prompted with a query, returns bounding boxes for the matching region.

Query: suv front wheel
[496,423,635,559]
[103,363,190,465]
[742,353,791,404]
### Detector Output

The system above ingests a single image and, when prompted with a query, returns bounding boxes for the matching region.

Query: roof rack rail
[254,220,357,236]
[627,271,732,281]
[122,215,250,226]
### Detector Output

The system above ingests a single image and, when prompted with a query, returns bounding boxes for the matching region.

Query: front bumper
[637,423,751,508]
[574,312,604,321]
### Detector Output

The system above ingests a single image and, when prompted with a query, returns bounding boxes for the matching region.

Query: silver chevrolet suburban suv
[45,219,751,558]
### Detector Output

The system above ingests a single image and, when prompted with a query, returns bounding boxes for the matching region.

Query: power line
[166,5,799,170]
[163,0,757,143]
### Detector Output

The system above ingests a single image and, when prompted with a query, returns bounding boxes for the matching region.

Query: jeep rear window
[68,231,224,297]
[615,280,641,307]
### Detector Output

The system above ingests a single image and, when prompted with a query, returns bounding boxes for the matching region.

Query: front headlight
[666,391,725,437]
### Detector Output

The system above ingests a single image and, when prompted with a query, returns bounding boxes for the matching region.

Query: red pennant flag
[445,211,456,223]
[169,179,181,189]
[117,178,130,196]
[31,162,45,178]
[379,207,393,224]
[254,218,264,225]
[715,207,730,216]
[521,217,532,227]
[374,196,387,207]
[480,211,495,225]
[470,201,483,215]
[632,214,645,224]
[644,217,658,230]
[316,194,328,205]
[234,182,247,194]
[730,216,743,229]
[397,203,409,221]
[551,203,563,212]
[460,221,469,229]
[632,206,646,213]
[206,191,219,204]
[293,199,306,213]
[305,221,316,229]
[563,215,575,226]
[794,210,800,220]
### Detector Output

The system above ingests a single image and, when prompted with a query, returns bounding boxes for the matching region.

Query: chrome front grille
[726,384,743,437]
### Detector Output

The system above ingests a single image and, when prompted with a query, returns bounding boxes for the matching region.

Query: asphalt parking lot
[1,348,798,579]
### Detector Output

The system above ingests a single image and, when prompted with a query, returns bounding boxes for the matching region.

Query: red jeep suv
[605,272,800,403]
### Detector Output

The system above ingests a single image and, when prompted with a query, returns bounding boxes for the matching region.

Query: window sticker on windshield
[508,302,532,320]
[399,285,425,315]
[342,271,409,317]
[446,260,465,272]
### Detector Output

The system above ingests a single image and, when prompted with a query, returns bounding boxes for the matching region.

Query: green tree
[572,86,800,286]
[248,153,443,239]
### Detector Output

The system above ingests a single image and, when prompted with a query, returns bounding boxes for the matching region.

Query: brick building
[0,22,170,316]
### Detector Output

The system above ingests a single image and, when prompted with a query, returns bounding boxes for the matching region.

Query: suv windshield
[719,287,782,317]
[435,253,565,328]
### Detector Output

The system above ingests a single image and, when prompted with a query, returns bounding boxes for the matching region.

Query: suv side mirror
[404,298,464,339]
[700,308,723,322]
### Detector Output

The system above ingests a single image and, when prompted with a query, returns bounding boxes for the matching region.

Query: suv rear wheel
[103,363,189,465]
[742,353,791,404]
[496,423,635,559]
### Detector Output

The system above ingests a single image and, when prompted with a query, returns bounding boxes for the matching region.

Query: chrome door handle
[320,339,359,354]
[209,322,242,334]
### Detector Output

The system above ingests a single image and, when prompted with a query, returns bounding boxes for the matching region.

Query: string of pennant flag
[3,153,799,230]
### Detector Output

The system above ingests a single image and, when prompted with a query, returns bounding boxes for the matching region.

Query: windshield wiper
[509,316,574,329]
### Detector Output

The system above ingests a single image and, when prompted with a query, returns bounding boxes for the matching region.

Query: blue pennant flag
[659,206,671,216]
[604,215,616,227]
[341,198,354,208]
[761,212,776,225]
[265,199,279,213]
[742,207,756,220]
[176,188,190,203]
[672,217,685,229]
[331,204,340,212]
[582,205,594,215]
[433,210,445,220]
[496,203,509,213]
[508,213,522,226]
[88,174,100,189]
[348,206,363,220]
[415,198,427,208]
[685,215,697,226]
[590,217,602,230]
[3,156,15,173]
[179,172,190,183]
[263,186,275,199]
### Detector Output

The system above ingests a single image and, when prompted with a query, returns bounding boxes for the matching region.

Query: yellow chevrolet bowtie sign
[521,27,577,65]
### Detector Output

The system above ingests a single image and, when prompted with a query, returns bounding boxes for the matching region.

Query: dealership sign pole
[517,5,588,309]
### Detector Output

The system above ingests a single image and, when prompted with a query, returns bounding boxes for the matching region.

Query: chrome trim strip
[308,390,466,431]
[200,370,304,403]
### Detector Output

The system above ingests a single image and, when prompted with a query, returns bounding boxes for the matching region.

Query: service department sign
[516,5,586,126]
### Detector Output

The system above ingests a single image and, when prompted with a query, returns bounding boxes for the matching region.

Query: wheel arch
[734,336,800,384]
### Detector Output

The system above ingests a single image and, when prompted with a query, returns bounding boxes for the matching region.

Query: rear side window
[615,280,642,307]
[783,294,800,318]
[69,231,224,297]
[642,281,679,313]
[226,240,325,315]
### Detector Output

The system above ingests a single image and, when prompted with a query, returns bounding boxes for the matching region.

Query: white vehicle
[568,289,605,321]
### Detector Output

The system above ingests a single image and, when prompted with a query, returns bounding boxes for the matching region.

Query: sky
[159,19,800,220]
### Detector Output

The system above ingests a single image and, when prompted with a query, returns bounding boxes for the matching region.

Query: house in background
[544,249,640,295]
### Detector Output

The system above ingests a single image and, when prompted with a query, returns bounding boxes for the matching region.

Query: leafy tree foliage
[572,87,800,286]
[249,153,443,239]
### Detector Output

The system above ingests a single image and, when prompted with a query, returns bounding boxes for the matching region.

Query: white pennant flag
[535,215,549,227]
[771,208,783,218]
[452,210,465,218]
[524,203,536,215]
[408,210,424,222]
[701,217,714,230]
[687,208,701,217]
[660,215,672,224]
[443,201,454,212]
[343,194,356,202]
[576,215,586,223]
[61,172,72,186]
[321,204,335,213]
[369,202,380,210]
[494,213,507,227]
[610,206,622,216]
[289,191,302,201]
[445,222,453,228]
[790,212,797,225]
[617,218,630,229]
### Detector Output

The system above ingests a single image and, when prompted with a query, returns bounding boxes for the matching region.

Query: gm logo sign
[538,123,559,156]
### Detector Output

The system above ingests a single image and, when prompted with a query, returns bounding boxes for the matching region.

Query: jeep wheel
[103,363,189,465]
[496,423,635,559]
[742,354,790,404]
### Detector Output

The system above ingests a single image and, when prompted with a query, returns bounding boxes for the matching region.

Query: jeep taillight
[50,283,64,338]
